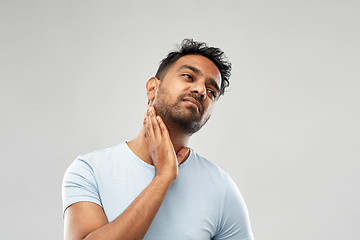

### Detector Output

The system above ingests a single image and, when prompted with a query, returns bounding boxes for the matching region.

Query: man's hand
[144,105,189,182]
[64,105,189,240]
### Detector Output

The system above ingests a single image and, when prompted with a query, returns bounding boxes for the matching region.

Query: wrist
[153,173,176,186]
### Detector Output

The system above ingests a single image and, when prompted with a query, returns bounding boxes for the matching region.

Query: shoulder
[190,150,229,176]
[79,143,123,164]
[190,152,254,239]
[188,149,233,187]
[62,142,126,210]
[64,142,127,179]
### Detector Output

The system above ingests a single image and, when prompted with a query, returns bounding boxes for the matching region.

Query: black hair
[155,39,231,97]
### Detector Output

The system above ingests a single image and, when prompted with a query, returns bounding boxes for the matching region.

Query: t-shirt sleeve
[62,158,102,212]
[214,176,254,240]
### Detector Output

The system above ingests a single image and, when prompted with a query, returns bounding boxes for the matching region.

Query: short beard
[153,86,210,135]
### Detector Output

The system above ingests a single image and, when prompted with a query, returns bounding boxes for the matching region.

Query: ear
[146,77,160,103]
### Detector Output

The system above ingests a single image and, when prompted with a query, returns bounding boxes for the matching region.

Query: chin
[172,114,210,135]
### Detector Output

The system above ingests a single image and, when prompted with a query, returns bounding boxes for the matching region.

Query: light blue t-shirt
[62,142,254,240]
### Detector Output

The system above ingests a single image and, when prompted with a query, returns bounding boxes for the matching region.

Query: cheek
[204,102,214,114]
[154,86,175,105]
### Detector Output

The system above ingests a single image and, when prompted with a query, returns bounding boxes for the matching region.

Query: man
[62,39,254,240]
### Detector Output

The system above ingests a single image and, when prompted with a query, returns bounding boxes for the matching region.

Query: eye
[207,89,217,100]
[182,74,193,81]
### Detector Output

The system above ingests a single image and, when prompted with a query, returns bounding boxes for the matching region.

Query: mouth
[183,97,202,112]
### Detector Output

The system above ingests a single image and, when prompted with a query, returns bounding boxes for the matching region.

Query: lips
[183,97,202,112]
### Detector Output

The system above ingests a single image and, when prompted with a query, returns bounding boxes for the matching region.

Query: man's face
[152,55,222,135]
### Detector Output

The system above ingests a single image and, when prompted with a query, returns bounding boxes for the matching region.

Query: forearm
[83,175,173,240]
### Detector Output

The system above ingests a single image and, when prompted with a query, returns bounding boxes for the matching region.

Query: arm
[64,174,174,240]
[213,177,254,240]
[64,106,189,240]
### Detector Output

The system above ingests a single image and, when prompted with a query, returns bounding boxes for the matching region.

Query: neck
[127,124,190,165]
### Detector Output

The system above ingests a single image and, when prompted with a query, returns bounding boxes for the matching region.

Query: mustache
[178,93,204,113]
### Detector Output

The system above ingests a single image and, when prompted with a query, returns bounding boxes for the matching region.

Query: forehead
[170,55,222,85]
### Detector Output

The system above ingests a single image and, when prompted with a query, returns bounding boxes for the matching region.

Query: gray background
[1,0,359,239]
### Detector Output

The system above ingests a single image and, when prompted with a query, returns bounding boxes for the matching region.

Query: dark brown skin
[63,55,221,240]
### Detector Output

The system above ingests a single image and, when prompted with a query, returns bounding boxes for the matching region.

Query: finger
[147,108,158,143]
[143,113,151,145]
[176,147,190,164]
[156,115,170,138]
[149,106,161,136]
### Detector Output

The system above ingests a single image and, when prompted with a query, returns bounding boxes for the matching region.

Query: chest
[96,170,224,239]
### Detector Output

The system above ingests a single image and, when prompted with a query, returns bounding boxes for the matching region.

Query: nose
[191,83,206,100]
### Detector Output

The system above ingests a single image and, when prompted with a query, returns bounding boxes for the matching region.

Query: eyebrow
[178,65,220,92]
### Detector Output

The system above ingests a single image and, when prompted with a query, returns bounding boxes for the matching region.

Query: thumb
[176,147,190,164]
